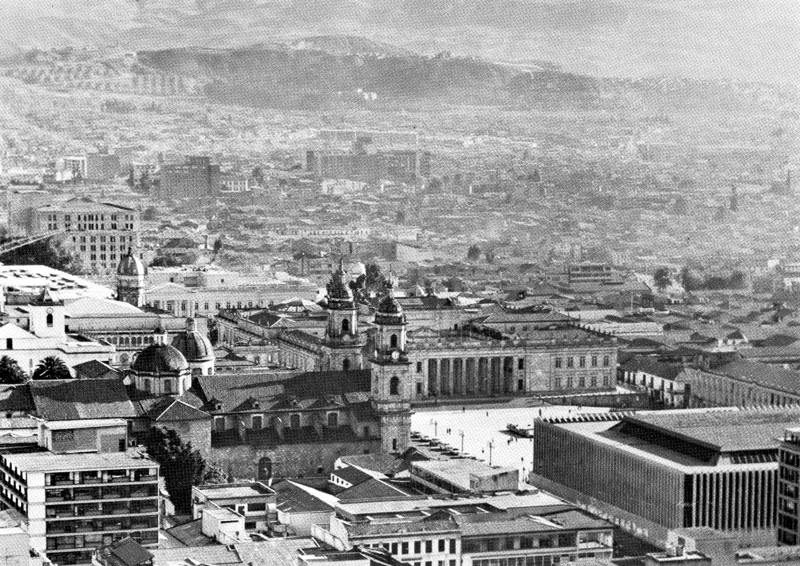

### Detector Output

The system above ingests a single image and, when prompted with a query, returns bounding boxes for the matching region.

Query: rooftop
[1,449,156,473]
[196,482,275,499]
[412,459,518,491]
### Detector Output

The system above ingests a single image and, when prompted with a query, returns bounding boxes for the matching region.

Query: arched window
[390,376,400,395]
[163,380,172,394]
[342,318,350,334]
[290,414,301,429]
[327,412,338,427]
[342,359,351,371]
[390,334,398,349]
[46,313,54,328]
[143,379,151,393]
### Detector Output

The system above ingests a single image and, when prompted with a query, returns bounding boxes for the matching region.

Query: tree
[126,167,135,189]
[467,245,481,261]
[202,463,228,485]
[32,356,71,380]
[653,267,671,293]
[212,237,223,261]
[0,356,26,384]
[143,427,207,513]
[1,237,83,274]
[141,206,158,221]
[680,266,700,292]
[364,263,385,292]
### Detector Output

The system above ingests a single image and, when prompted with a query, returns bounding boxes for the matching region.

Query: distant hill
[0,0,797,85]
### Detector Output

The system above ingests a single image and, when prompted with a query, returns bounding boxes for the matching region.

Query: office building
[34,198,139,275]
[532,407,794,548]
[779,428,800,545]
[158,156,220,199]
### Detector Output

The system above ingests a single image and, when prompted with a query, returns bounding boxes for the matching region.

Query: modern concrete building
[0,419,159,566]
[779,428,800,545]
[192,482,276,533]
[158,156,220,199]
[532,407,793,548]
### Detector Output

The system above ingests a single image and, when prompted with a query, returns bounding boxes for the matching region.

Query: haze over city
[0,2,798,566]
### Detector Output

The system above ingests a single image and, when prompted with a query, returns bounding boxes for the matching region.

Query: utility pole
[458,429,465,454]
[488,439,494,466]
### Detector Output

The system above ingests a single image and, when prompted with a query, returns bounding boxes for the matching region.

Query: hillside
[0,0,797,85]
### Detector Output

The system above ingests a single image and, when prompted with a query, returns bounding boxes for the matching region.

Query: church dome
[170,318,215,363]
[117,248,145,277]
[132,343,189,374]
[375,286,406,325]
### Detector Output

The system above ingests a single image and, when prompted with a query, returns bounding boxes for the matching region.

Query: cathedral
[123,261,413,478]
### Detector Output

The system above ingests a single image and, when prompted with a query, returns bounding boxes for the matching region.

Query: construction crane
[0,230,70,257]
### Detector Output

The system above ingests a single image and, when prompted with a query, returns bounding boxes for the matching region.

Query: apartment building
[0,419,159,566]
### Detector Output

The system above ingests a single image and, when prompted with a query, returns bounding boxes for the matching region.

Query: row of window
[553,375,610,389]
[473,556,563,566]
[554,355,610,369]
[149,300,266,312]
[74,235,133,243]
[364,538,457,556]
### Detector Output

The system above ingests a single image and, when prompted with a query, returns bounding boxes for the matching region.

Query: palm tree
[0,356,26,384]
[32,356,71,380]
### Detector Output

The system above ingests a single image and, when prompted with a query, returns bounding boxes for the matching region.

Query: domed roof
[132,343,189,374]
[375,284,406,325]
[170,318,215,363]
[117,248,145,277]
[378,293,403,315]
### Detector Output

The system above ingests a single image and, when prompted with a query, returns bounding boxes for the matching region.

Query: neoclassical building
[130,328,192,397]
[276,262,367,372]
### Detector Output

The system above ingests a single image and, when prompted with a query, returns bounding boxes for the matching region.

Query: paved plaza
[410,403,611,481]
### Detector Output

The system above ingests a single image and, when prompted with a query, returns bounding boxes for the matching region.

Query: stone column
[465,358,476,394]
[427,358,438,396]
[440,359,451,396]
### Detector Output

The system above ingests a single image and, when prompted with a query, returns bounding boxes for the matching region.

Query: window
[579,376,585,387]
[164,380,172,394]
[143,379,151,393]
[449,539,456,553]
[554,377,561,389]
[252,415,263,429]
[603,375,610,386]
[417,362,423,373]
[439,540,445,552]
[342,318,350,333]
[390,334,398,348]
[554,357,562,369]
[392,438,398,451]
[327,412,338,427]
[46,313,53,327]
[590,375,597,387]
[214,417,225,432]
[342,359,351,371]
[518,358,524,370]
[567,357,574,368]
[390,376,400,395]
[402,542,409,555]
[579,356,585,368]
[603,355,610,367]
[416,383,422,394]
[566,377,573,388]
[414,541,421,554]
[591,355,598,367]
[426,541,432,553]
[290,414,301,428]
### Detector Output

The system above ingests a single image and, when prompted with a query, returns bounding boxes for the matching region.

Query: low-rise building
[617,356,691,407]
[410,460,519,495]
[192,482,276,532]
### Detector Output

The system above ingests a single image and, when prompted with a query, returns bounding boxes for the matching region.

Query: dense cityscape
[0,2,799,566]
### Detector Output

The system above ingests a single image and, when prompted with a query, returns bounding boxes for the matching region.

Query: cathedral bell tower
[370,281,412,454]
[323,260,364,371]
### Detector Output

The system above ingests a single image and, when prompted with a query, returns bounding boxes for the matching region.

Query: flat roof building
[532,407,796,548]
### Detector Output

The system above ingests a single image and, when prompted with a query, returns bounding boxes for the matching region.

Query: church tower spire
[323,260,364,371]
[370,279,412,454]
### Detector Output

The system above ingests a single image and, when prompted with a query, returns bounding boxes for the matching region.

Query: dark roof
[331,466,372,486]
[132,343,189,374]
[619,356,685,381]
[147,398,210,422]
[338,454,406,476]
[29,379,137,420]
[624,407,800,453]
[285,370,372,397]
[713,360,800,395]
[0,385,35,414]
[757,334,800,348]
[104,537,153,566]
[164,518,214,547]
[337,478,413,502]
[273,480,335,513]
[73,360,120,380]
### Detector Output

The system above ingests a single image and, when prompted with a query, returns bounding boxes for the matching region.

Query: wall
[206,439,383,479]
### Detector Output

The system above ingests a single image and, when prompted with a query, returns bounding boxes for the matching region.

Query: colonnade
[423,355,523,397]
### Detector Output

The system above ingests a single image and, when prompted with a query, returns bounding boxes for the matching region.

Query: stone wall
[206,439,382,479]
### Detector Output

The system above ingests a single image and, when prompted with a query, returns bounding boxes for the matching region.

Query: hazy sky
[1,0,798,83]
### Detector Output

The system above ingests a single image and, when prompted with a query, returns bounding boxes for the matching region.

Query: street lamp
[430,419,438,437]
[488,439,494,466]
[458,429,465,454]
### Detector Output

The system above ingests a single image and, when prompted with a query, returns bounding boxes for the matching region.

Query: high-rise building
[158,156,220,199]
[34,198,140,275]
[0,419,159,566]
